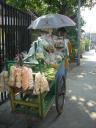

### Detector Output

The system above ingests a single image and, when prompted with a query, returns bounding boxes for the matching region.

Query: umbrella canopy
[28,13,76,29]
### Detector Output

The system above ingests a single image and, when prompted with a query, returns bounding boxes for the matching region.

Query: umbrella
[28,13,76,29]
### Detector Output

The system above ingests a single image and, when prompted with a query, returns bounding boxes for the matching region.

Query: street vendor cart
[6,59,66,118]
[6,14,75,118]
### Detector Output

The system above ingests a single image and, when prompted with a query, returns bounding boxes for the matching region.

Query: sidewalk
[34,50,96,128]
[0,50,96,128]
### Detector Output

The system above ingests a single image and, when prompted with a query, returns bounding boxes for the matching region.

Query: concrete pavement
[35,50,96,128]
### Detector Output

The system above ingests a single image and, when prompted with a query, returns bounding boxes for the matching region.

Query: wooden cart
[6,60,66,118]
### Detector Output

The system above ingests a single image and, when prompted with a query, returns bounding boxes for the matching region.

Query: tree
[5,0,96,61]
[6,0,96,16]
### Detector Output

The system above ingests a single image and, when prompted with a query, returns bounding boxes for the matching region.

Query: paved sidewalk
[34,50,96,128]
[0,50,96,128]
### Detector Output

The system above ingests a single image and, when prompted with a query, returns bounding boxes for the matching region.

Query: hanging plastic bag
[33,72,49,95]
[21,66,29,91]
[28,68,34,89]
[36,47,44,59]
[8,65,17,87]
[15,67,22,88]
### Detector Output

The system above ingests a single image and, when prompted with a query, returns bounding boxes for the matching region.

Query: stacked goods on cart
[22,34,67,69]
[8,64,49,95]
[6,59,56,118]
[6,32,70,96]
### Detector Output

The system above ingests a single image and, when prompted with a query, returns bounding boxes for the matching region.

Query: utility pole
[77,0,81,65]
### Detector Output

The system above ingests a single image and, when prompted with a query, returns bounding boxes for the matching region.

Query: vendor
[58,28,72,75]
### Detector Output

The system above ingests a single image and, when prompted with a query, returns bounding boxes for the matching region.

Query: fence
[0,1,32,104]
[0,1,32,72]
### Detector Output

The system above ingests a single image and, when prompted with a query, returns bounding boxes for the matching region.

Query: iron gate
[0,1,32,72]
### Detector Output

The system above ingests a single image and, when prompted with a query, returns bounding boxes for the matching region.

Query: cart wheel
[55,76,66,114]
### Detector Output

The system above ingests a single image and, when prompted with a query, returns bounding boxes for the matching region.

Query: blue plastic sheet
[55,62,67,82]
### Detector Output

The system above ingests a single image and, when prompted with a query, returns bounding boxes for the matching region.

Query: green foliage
[80,37,90,52]
[6,0,95,16]
[66,28,78,48]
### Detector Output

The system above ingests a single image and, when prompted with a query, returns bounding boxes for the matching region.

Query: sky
[81,4,96,33]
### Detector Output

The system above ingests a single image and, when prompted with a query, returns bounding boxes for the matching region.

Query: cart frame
[6,60,66,118]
